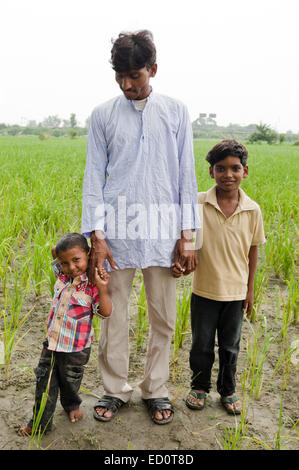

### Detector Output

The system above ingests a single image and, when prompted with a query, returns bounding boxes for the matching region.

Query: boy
[19,233,112,435]
[172,140,266,414]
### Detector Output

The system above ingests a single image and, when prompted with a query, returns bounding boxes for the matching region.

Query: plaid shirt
[46,259,104,352]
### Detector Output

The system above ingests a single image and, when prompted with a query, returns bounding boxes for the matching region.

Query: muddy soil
[0,276,298,451]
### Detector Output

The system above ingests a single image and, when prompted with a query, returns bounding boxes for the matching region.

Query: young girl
[19,233,112,435]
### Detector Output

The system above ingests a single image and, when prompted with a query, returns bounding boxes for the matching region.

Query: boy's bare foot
[69,408,83,423]
[19,425,32,436]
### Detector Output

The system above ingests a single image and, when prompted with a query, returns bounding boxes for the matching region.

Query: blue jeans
[189,294,244,396]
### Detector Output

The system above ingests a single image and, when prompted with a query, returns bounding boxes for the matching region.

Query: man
[82,30,199,424]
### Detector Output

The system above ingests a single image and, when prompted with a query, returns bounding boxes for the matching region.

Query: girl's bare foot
[69,408,83,423]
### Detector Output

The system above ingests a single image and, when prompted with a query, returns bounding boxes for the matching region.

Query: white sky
[0,0,298,132]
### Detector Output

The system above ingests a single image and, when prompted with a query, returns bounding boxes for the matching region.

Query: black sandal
[143,397,174,425]
[93,395,125,422]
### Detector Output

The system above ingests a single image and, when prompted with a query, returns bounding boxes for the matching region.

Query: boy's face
[209,155,248,192]
[57,246,89,279]
[115,64,157,101]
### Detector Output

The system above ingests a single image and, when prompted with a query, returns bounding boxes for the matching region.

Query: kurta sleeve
[82,107,108,238]
[177,104,201,231]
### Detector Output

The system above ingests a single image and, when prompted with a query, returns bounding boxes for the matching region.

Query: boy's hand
[171,262,184,278]
[51,246,57,260]
[94,267,110,288]
[243,289,254,317]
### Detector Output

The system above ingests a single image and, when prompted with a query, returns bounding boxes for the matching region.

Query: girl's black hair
[111,30,156,73]
[55,233,90,256]
[205,139,248,167]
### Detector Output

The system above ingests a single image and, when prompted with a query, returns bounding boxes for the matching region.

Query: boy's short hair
[111,30,156,73]
[205,139,248,167]
[56,233,90,256]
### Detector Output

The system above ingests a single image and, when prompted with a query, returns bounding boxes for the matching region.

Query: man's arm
[82,108,118,282]
[82,107,108,242]
[173,104,200,275]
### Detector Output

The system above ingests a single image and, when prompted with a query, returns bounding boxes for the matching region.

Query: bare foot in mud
[69,408,83,423]
[19,425,32,436]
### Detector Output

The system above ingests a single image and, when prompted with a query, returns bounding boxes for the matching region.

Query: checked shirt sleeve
[51,258,62,278]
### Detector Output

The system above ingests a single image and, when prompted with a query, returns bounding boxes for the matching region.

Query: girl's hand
[94,267,110,288]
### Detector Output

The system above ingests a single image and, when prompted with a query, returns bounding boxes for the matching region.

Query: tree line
[1,113,299,144]
[192,116,299,143]
[0,114,89,139]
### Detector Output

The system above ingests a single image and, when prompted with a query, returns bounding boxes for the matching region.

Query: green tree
[42,115,61,128]
[249,123,278,144]
[70,113,77,128]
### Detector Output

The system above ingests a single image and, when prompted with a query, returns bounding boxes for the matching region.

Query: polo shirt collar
[204,185,256,214]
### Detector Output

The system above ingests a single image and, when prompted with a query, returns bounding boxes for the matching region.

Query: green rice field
[0,136,298,450]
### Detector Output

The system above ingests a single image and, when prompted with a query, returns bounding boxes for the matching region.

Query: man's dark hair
[205,139,248,167]
[111,30,156,73]
[56,233,90,256]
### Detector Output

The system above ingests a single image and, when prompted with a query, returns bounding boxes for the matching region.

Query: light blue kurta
[82,90,200,270]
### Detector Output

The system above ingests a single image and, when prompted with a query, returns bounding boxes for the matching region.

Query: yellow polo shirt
[192,185,266,301]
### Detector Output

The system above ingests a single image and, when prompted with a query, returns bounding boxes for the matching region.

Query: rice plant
[0,304,33,379]
[171,279,191,381]
[29,353,55,449]
[285,273,299,325]
[92,315,101,342]
[244,315,274,399]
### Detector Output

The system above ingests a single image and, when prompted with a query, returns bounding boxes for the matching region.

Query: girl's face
[57,246,89,279]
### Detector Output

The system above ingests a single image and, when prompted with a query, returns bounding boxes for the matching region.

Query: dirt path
[0,279,298,451]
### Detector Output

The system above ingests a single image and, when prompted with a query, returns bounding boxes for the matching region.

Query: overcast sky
[0,0,298,132]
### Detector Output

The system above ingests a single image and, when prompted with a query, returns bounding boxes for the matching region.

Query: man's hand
[172,230,198,276]
[89,231,118,284]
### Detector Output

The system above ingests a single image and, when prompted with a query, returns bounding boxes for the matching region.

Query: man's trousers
[98,267,177,402]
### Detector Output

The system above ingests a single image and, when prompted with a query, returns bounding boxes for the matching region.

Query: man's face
[115,64,157,100]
